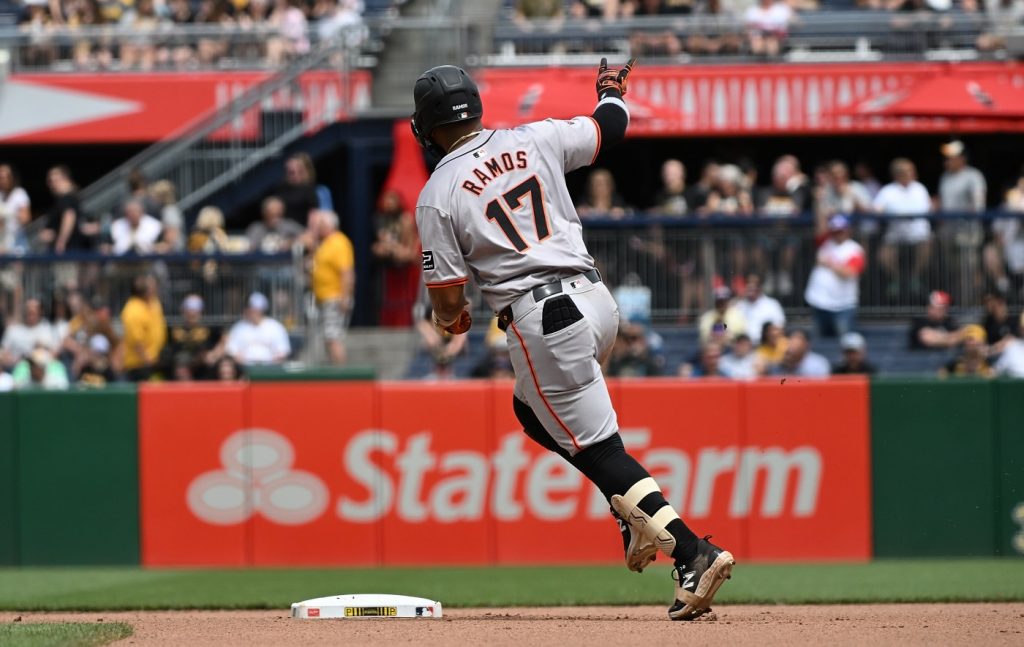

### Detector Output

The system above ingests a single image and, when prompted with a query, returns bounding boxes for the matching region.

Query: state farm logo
[187,429,329,525]
[187,428,823,526]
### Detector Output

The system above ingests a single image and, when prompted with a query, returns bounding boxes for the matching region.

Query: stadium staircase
[77,39,362,221]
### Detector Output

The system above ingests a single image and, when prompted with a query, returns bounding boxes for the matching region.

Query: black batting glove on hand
[596,57,637,100]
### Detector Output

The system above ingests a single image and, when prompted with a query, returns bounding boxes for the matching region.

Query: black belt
[497,269,601,332]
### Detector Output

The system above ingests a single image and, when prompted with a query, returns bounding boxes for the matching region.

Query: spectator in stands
[909,289,961,350]
[577,168,630,219]
[0,297,59,368]
[121,274,166,380]
[514,0,565,27]
[939,324,994,378]
[628,0,684,56]
[874,158,933,297]
[315,0,364,45]
[743,0,793,57]
[650,159,689,216]
[149,180,185,252]
[706,164,754,216]
[110,199,163,256]
[0,163,31,254]
[756,155,810,217]
[994,314,1024,377]
[805,214,866,338]
[63,294,119,379]
[416,298,468,376]
[984,167,1024,298]
[832,331,878,375]
[267,0,310,66]
[371,189,420,327]
[735,273,785,344]
[815,161,873,224]
[755,321,787,372]
[215,356,244,381]
[226,292,291,365]
[773,329,830,378]
[194,0,235,66]
[310,210,355,364]
[570,0,625,20]
[471,320,515,379]
[938,141,987,301]
[277,153,324,226]
[754,154,809,296]
[608,321,662,377]
[719,333,760,379]
[977,0,1024,51]
[981,291,1020,355]
[853,161,881,199]
[686,161,719,214]
[12,347,69,390]
[77,334,117,387]
[938,141,986,214]
[41,165,98,254]
[683,341,726,378]
[699,286,747,344]
[164,295,225,380]
[248,196,304,254]
[119,0,165,70]
[188,206,230,254]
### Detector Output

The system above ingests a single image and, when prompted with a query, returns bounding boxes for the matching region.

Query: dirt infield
[4,604,1023,646]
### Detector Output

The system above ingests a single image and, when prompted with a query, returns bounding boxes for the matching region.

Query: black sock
[636,492,700,566]
[513,397,701,564]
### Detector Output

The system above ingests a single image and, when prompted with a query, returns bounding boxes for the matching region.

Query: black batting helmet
[411,65,483,154]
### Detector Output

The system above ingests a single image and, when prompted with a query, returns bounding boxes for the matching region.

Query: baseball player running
[412,60,734,620]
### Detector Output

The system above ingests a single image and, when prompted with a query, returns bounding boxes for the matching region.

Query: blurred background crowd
[2,134,1024,389]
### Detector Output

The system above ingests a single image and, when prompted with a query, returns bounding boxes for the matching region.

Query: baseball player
[412,61,734,620]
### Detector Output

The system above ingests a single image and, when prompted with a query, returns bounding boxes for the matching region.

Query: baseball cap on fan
[182,295,204,313]
[713,286,733,303]
[828,214,851,231]
[840,332,866,352]
[928,290,952,307]
[247,292,269,312]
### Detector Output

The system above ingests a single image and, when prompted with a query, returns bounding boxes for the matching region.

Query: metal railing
[76,33,362,222]
[0,251,304,331]
[575,212,1024,321]
[485,11,1004,64]
[0,22,377,72]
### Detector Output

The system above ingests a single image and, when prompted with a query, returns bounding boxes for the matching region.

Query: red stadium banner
[138,378,872,567]
[477,62,1024,135]
[0,71,371,143]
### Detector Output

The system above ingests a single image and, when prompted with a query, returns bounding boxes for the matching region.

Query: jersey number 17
[485,175,551,253]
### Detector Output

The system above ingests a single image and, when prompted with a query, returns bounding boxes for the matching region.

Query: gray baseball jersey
[416,117,600,312]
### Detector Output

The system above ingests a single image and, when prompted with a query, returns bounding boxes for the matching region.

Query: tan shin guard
[610,477,679,558]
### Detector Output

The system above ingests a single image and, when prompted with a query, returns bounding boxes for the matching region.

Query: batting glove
[596,57,638,99]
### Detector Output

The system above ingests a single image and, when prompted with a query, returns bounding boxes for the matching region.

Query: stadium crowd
[2,0,368,69]
[508,0,1013,58]
[3,137,1024,387]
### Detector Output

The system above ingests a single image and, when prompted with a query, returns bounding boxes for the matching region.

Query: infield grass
[0,560,1023,610]
[0,622,132,646]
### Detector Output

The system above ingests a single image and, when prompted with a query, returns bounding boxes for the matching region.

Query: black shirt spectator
[982,293,1020,349]
[44,165,98,252]
[832,332,878,375]
[276,153,321,225]
[163,295,224,379]
[909,290,960,350]
[909,314,958,350]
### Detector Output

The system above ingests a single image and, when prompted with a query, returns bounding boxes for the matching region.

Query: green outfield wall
[0,393,16,565]
[11,388,140,565]
[0,380,1020,565]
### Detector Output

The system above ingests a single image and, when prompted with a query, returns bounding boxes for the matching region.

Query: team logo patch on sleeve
[422,250,435,271]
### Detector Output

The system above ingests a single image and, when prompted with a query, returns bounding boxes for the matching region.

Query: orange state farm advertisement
[137,378,871,566]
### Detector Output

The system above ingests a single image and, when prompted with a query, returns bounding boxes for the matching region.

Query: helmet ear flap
[410,115,442,158]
